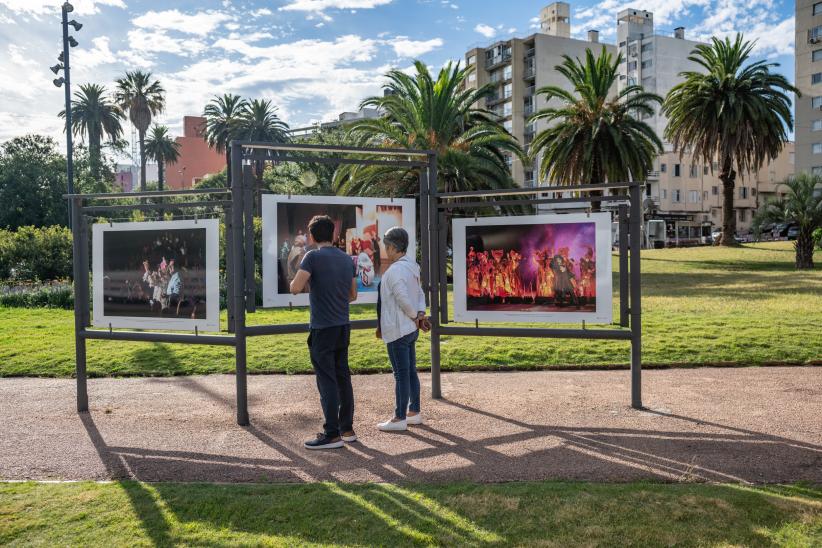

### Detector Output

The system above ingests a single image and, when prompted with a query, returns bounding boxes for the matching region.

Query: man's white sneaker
[378,418,407,431]
[406,413,423,425]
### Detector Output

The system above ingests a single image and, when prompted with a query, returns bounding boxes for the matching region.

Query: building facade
[165,116,226,190]
[796,0,822,175]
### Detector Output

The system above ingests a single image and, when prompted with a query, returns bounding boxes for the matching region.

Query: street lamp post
[51,2,81,226]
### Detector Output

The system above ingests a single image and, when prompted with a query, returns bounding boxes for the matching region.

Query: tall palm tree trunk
[89,131,101,183]
[158,160,164,192]
[719,157,737,246]
[139,130,147,193]
[226,151,231,188]
[796,226,815,269]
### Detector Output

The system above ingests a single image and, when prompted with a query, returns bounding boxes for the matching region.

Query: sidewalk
[1,367,820,484]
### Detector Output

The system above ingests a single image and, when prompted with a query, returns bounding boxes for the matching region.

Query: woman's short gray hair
[383,226,409,253]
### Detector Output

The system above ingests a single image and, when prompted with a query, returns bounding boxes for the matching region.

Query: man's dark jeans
[307,324,354,438]
[386,330,421,420]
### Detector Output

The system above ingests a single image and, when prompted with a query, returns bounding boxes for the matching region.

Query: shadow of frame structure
[65,140,644,426]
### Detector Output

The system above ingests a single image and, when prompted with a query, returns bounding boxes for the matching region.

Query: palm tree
[662,34,797,246]
[114,71,165,193]
[336,60,523,197]
[754,174,822,268]
[58,83,124,182]
[144,125,181,191]
[203,93,248,186]
[236,98,290,213]
[528,47,662,209]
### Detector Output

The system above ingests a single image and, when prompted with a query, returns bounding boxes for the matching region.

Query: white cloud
[250,7,272,17]
[279,0,392,12]
[0,0,124,16]
[390,36,444,58]
[474,23,496,38]
[132,9,233,36]
[127,28,207,57]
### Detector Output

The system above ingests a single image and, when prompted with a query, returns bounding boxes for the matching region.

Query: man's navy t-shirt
[299,246,356,329]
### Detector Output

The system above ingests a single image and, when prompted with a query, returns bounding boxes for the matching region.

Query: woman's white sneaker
[406,413,423,425]
[378,418,407,431]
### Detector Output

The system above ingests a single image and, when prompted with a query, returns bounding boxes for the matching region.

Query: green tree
[114,71,165,193]
[662,34,796,245]
[528,47,662,209]
[203,94,248,186]
[0,135,67,229]
[236,98,290,213]
[754,174,822,269]
[144,125,181,191]
[58,83,124,182]
[336,60,522,197]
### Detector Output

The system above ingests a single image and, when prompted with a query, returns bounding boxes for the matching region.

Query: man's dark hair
[383,226,409,253]
[308,215,335,244]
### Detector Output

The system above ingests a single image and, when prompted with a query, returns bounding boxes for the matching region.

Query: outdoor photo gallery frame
[261,194,417,307]
[92,219,221,332]
[452,212,613,324]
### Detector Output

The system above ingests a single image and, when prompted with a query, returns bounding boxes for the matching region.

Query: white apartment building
[795,0,822,175]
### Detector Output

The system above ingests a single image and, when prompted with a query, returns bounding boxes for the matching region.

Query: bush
[0,225,73,282]
[813,227,822,249]
[0,281,73,308]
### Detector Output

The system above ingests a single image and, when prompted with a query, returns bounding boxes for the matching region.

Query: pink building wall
[165,116,226,190]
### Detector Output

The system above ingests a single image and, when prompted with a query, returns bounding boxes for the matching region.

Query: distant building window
[813,166,822,175]
[503,101,512,116]
[738,209,746,222]
[641,42,653,53]
[814,143,822,154]
[689,190,699,202]
[468,72,476,83]
[813,73,822,85]
[660,163,666,172]
[740,187,749,199]
[712,186,719,195]
[812,96,822,108]
[752,188,757,196]
[703,165,709,175]
[620,74,626,80]
[674,164,681,177]
[503,119,512,132]
[503,83,512,98]
[814,50,822,62]
[619,41,626,47]
[703,191,708,200]
[467,55,476,65]
[662,189,667,199]
[672,189,681,203]
[641,59,652,69]
[814,120,822,131]
[503,65,512,80]
[689,165,697,177]
[815,2,822,15]
[627,61,637,71]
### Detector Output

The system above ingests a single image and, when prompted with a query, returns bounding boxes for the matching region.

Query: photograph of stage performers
[276,202,403,295]
[101,227,208,319]
[464,222,598,313]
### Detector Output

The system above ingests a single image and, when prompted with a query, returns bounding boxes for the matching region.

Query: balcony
[485,52,512,69]
[524,64,536,79]
[524,104,535,116]
[524,47,535,59]
[524,85,536,97]
[810,28,822,44]
[524,129,536,145]
[646,170,660,180]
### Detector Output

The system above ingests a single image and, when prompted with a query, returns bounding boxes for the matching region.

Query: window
[740,187,748,199]
[627,61,637,71]
[660,163,667,173]
[672,189,682,203]
[814,73,822,85]
[815,50,822,62]
[689,190,699,203]
[641,42,653,53]
[619,74,627,80]
[814,120,822,131]
[703,191,708,200]
[641,59,652,69]
[814,143,822,154]
[467,55,476,65]
[752,188,757,196]
[712,162,718,170]
[662,189,667,199]
[689,165,697,177]
[815,2,822,15]
[813,166,822,175]
[738,209,746,222]
[503,83,512,98]
[674,164,681,177]
[703,166,709,175]
[812,96,822,108]
[468,72,476,83]
[503,119,512,132]
[712,186,719,195]
[503,65,512,80]
[619,41,626,48]
[503,101,512,116]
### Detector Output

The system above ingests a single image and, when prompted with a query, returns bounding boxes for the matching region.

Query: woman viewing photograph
[376,227,431,432]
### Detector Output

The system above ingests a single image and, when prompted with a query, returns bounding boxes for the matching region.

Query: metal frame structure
[66,140,644,428]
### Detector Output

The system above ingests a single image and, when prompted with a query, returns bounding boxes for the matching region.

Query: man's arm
[349,277,358,302]
[290,269,311,294]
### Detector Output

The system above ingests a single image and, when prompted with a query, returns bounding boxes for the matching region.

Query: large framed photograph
[453,213,612,323]
[262,194,416,307]
[92,219,220,331]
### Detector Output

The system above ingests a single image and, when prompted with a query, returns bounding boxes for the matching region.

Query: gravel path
[1,367,820,484]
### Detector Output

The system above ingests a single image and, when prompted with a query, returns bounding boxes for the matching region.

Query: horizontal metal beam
[439,195,631,210]
[438,326,632,340]
[245,318,378,337]
[247,153,427,168]
[80,330,236,346]
[82,201,231,213]
[437,182,642,200]
[233,141,433,157]
[64,188,231,200]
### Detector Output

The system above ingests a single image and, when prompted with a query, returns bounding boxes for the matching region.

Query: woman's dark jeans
[386,330,421,420]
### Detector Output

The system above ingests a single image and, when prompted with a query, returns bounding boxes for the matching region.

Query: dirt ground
[1,367,820,484]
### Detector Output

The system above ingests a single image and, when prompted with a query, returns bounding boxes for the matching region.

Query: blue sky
[0,0,796,149]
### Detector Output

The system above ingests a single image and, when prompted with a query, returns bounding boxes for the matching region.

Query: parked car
[787,226,799,240]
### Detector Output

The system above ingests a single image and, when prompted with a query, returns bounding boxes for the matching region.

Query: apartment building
[463,2,614,186]
[796,0,822,175]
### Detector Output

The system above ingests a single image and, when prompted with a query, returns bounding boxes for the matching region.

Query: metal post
[230,142,249,425]
[70,198,87,412]
[427,154,442,399]
[61,5,74,227]
[438,211,448,324]
[78,210,90,328]
[242,164,256,313]
[225,206,235,333]
[629,182,643,409]
[618,205,629,328]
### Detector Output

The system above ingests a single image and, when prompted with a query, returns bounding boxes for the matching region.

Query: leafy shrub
[0,225,73,282]
[813,227,822,249]
[0,281,73,308]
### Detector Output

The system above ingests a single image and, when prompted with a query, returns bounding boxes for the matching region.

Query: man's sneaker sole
[304,440,344,450]
[341,434,358,442]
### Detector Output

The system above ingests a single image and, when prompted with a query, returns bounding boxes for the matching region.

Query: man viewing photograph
[289,215,359,450]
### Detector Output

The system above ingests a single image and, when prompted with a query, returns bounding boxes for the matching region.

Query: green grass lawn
[0,242,820,377]
[1,481,820,546]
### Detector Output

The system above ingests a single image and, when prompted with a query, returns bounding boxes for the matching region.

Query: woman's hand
[375,327,382,339]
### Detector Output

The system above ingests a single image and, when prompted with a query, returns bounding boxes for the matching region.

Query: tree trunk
[795,226,815,269]
[158,160,164,192]
[225,150,231,188]
[719,158,737,246]
[139,130,147,193]
[90,131,101,184]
